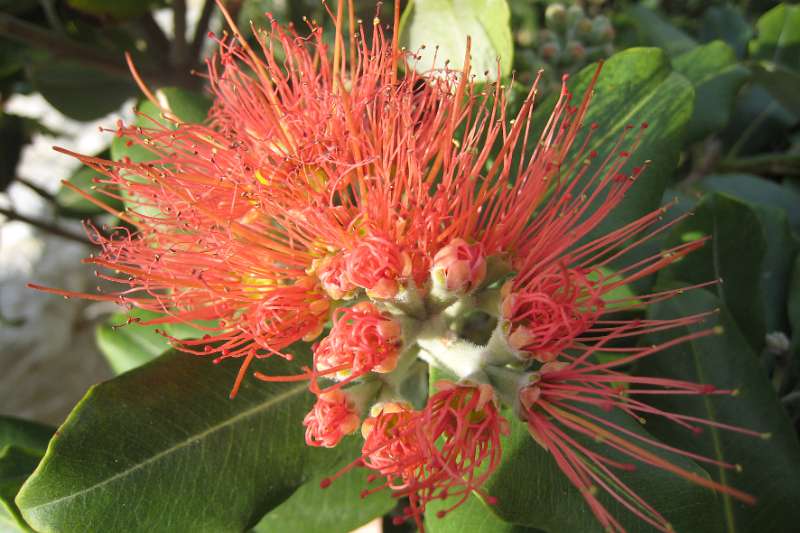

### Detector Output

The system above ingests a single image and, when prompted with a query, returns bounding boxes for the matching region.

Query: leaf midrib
[21,382,309,513]
[674,297,736,533]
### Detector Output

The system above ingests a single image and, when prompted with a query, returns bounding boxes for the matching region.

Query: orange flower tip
[713,325,725,335]
[319,478,332,489]
[484,495,498,506]
[735,464,744,473]
[761,432,773,440]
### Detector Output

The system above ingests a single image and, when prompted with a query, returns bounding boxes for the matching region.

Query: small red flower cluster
[37,2,761,531]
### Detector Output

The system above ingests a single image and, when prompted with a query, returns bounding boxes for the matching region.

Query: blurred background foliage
[1,1,799,532]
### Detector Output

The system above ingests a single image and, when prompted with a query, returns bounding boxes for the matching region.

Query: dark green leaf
[399,0,514,80]
[16,345,343,533]
[564,48,694,236]
[96,308,218,374]
[0,417,53,456]
[700,5,752,58]
[749,3,800,71]
[253,438,395,533]
[55,151,125,217]
[672,41,750,142]
[626,6,697,57]
[751,62,800,116]
[697,174,800,235]
[485,409,722,532]
[29,60,137,121]
[426,493,542,533]
[66,0,162,20]
[0,112,26,191]
[94,308,175,374]
[1,446,42,532]
[661,193,767,349]
[639,286,800,533]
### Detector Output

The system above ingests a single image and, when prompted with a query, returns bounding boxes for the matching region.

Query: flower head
[36,1,762,532]
[304,389,362,448]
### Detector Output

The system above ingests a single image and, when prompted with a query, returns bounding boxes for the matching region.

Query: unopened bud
[545,4,567,30]
[431,238,487,295]
[564,41,587,63]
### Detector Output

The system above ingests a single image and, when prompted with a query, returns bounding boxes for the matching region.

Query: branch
[172,0,189,68]
[15,176,56,203]
[191,0,216,62]
[0,207,93,245]
[718,153,800,177]
[139,13,172,65]
[0,13,156,81]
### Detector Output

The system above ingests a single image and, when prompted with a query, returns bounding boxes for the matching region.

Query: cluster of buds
[41,1,763,531]
[529,2,615,93]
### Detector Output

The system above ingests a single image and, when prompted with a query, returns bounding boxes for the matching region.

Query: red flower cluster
[35,1,761,531]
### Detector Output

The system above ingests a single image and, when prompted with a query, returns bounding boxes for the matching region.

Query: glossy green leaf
[95,308,175,374]
[698,174,800,235]
[563,48,694,237]
[661,193,767,349]
[66,0,162,19]
[96,308,214,374]
[16,345,343,533]
[253,438,395,533]
[0,417,54,456]
[626,6,697,57]
[1,446,41,532]
[399,0,514,80]
[638,286,800,533]
[673,41,750,142]
[700,5,752,58]
[749,3,800,71]
[426,493,542,533]
[29,60,137,121]
[751,62,800,116]
[485,409,722,532]
[111,87,211,163]
[55,151,125,217]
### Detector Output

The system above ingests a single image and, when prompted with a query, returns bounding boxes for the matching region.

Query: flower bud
[346,235,412,299]
[566,5,586,26]
[431,238,487,295]
[314,302,402,380]
[591,15,614,44]
[545,3,567,31]
[539,41,562,63]
[303,389,362,448]
[315,253,357,300]
[564,41,587,64]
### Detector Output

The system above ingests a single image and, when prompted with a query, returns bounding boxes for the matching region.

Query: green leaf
[751,62,800,116]
[563,48,694,237]
[1,446,42,532]
[661,193,767,349]
[663,192,798,344]
[672,41,750,142]
[399,0,514,80]
[697,174,800,235]
[0,417,54,456]
[748,3,800,116]
[16,345,343,533]
[700,5,752,58]
[626,6,697,57]
[111,87,211,163]
[66,0,163,20]
[426,493,542,533]
[55,151,125,217]
[96,308,217,374]
[638,286,800,533]
[29,60,137,121]
[749,3,800,71]
[485,409,722,532]
[0,112,26,191]
[95,308,174,374]
[253,438,395,533]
